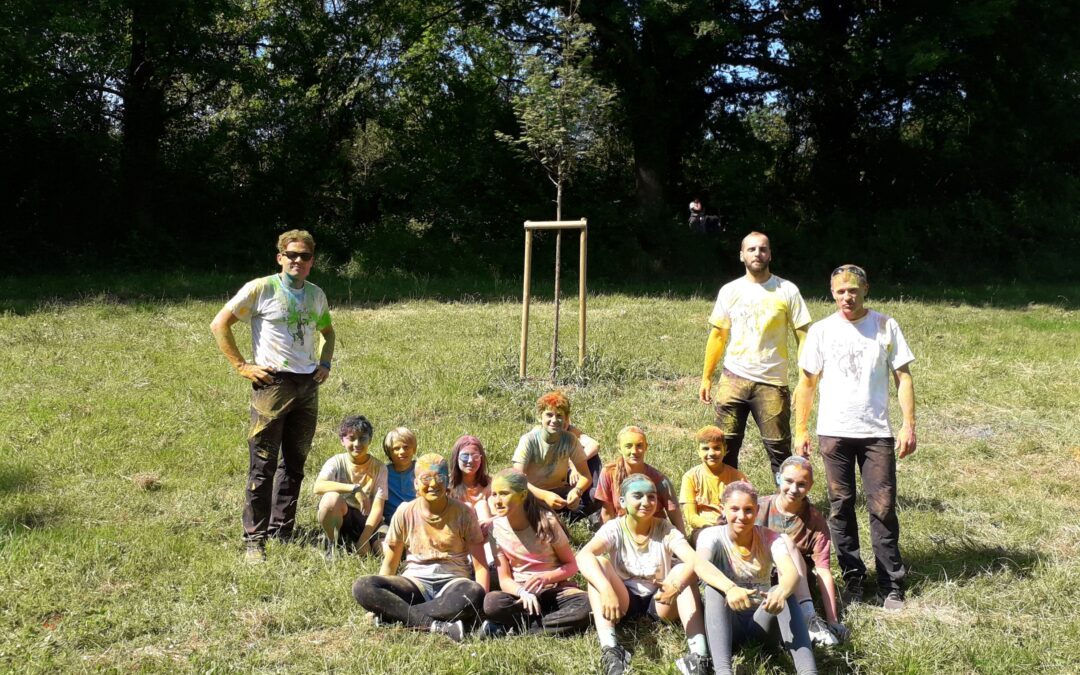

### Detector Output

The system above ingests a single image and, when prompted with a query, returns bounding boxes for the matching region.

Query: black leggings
[352,575,485,629]
[482,587,591,636]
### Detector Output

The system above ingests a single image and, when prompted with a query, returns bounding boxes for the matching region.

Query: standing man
[699,231,812,474]
[211,230,335,562]
[793,264,915,610]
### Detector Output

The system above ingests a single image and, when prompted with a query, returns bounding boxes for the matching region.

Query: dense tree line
[4,0,1077,281]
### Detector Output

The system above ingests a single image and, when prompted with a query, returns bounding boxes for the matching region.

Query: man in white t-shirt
[211,230,336,562]
[699,232,812,474]
[793,264,916,611]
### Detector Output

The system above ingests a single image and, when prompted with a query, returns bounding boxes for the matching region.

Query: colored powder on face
[493,467,528,495]
[619,476,657,498]
[415,453,449,484]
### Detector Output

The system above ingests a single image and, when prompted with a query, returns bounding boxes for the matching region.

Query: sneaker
[243,541,265,564]
[841,576,865,606]
[675,651,710,675]
[881,589,905,611]
[430,619,465,642]
[476,619,509,639]
[828,622,851,643]
[806,615,840,647]
[600,645,632,675]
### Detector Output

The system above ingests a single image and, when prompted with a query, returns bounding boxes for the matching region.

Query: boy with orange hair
[680,426,748,544]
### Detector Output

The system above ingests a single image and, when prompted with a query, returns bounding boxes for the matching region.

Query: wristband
[319,360,332,370]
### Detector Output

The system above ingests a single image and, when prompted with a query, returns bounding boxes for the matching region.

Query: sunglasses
[831,264,866,282]
[281,250,313,262]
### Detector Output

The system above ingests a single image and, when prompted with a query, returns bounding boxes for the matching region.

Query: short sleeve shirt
[512,429,586,491]
[384,463,416,525]
[316,453,388,513]
[697,524,789,598]
[594,517,687,596]
[490,513,569,587]
[224,274,332,373]
[679,464,748,525]
[386,498,483,579]
[708,275,811,385]
[595,463,676,519]
[756,495,831,570]
[798,309,915,437]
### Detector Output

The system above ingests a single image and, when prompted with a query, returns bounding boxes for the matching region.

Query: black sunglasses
[282,250,313,262]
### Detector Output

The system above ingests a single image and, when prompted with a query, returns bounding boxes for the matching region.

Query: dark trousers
[704,588,817,675]
[243,371,319,543]
[352,575,485,629]
[819,436,906,592]
[713,370,792,474]
[482,586,590,636]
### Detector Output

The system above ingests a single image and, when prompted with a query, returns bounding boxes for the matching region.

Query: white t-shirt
[708,275,812,386]
[696,525,790,598]
[224,274,331,373]
[594,517,686,596]
[799,309,915,438]
[316,453,388,513]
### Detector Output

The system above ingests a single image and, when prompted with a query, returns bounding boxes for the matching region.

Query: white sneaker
[807,614,840,647]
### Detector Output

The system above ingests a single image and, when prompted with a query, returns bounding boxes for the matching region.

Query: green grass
[1,279,1078,673]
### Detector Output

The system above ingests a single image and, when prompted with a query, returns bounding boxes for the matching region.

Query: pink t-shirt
[490,513,571,587]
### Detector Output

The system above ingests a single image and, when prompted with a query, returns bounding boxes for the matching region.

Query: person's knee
[352,577,372,605]
[866,490,896,521]
[459,580,486,605]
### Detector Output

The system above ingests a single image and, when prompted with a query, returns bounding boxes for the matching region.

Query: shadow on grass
[0,504,62,538]
[0,464,35,494]
[907,534,1041,586]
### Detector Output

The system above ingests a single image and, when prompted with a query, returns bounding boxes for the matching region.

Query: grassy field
[1,277,1078,673]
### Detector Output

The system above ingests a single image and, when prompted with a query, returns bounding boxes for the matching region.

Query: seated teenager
[449,434,494,528]
[381,427,417,526]
[312,415,387,557]
[481,468,590,637]
[594,426,685,533]
[695,481,817,675]
[351,453,488,642]
[513,391,595,522]
[758,456,846,645]
[577,474,709,675]
[680,426,748,544]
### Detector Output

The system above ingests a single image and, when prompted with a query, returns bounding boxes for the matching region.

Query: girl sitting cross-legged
[351,453,488,642]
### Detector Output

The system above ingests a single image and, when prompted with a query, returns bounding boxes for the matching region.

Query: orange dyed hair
[535,391,570,417]
[277,229,315,253]
[696,425,726,446]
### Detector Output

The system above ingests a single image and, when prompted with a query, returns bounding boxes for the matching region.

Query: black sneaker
[841,576,865,606]
[600,645,631,675]
[476,620,509,639]
[430,619,465,642]
[880,589,905,611]
[675,651,710,675]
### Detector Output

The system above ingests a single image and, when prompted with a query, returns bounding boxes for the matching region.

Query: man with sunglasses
[211,229,336,562]
[793,264,916,611]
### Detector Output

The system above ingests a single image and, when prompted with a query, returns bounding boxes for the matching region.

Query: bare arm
[694,538,757,611]
[313,325,335,384]
[210,307,274,384]
[894,365,917,458]
[761,539,801,614]
[793,325,809,359]
[355,496,386,555]
[379,540,405,576]
[793,369,820,457]
[813,565,840,624]
[470,542,490,592]
[565,453,592,510]
[657,539,698,605]
[699,325,729,403]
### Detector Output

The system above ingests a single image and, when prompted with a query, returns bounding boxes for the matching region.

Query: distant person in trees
[210,229,335,563]
[352,453,488,642]
[312,414,387,558]
[794,264,917,611]
[699,231,812,474]
[689,197,722,234]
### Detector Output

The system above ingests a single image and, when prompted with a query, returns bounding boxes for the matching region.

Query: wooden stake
[519,229,533,379]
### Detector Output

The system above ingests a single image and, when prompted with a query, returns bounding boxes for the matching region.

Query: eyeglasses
[281,250,313,262]
[417,472,446,486]
[458,453,481,463]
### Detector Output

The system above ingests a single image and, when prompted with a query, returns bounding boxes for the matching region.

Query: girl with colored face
[352,453,490,643]
[594,427,686,534]
[448,435,494,526]
[758,457,846,645]
[693,481,818,675]
[577,474,708,675]
[480,469,591,638]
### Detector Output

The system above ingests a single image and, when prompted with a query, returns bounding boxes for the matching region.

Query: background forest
[4,0,1078,283]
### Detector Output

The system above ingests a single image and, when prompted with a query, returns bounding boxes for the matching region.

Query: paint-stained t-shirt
[315,453,388,514]
[490,513,570,587]
[799,309,914,437]
[384,463,416,525]
[679,463,748,533]
[756,495,831,570]
[595,463,676,519]
[708,275,811,386]
[697,524,789,599]
[593,517,686,596]
[225,274,332,373]
[512,429,586,491]
[386,497,483,579]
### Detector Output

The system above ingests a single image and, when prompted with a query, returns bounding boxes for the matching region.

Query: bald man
[699,232,812,474]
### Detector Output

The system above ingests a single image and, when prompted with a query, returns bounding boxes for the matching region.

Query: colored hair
[415,453,449,483]
[831,263,868,286]
[338,415,374,445]
[605,426,648,504]
[277,229,315,253]
[722,480,759,505]
[493,468,567,544]
[619,472,657,498]
[696,425,726,446]
[535,391,571,417]
[449,435,490,497]
[777,455,814,484]
[381,427,417,460]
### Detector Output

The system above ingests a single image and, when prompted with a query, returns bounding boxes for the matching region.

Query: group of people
[211,229,918,674]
